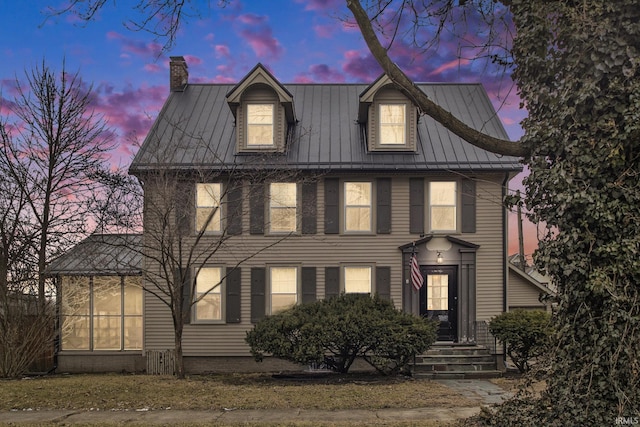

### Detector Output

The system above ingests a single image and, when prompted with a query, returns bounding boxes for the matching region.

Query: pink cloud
[237,13,267,25]
[240,27,283,59]
[106,31,165,61]
[342,50,382,82]
[204,33,215,41]
[215,45,231,58]
[144,63,162,73]
[313,24,336,39]
[183,54,203,66]
[294,0,342,11]
[294,64,345,83]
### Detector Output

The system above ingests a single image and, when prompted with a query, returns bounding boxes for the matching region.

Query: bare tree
[0,60,130,376]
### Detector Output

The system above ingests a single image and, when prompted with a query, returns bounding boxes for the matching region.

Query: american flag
[410,251,424,291]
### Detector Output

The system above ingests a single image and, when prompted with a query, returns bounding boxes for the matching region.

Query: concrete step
[414,370,503,380]
[415,354,496,364]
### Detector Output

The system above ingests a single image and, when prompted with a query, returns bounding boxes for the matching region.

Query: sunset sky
[0,0,538,257]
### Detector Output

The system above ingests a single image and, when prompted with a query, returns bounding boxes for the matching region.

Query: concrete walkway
[0,379,510,425]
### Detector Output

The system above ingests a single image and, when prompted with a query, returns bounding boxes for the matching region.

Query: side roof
[129,82,522,174]
[46,234,142,276]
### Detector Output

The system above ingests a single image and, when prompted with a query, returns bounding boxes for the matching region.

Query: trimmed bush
[489,309,552,373]
[245,293,437,375]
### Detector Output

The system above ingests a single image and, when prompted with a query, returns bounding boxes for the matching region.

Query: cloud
[294,64,345,83]
[106,31,165,61]
[294,0,342,11]
[233,13,284,60]
[215,45,231,59]
[342,50,382,82]
[313,23,337,39]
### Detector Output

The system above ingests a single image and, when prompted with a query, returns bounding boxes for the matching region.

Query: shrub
[245,293,437,375]
[489,309,552,373]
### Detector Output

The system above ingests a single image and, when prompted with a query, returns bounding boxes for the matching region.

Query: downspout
[501,173,510,366]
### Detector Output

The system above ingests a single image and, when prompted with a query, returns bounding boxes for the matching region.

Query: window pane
[345,207,371,231]
[124,278,143,316]
[430,182,456,205]
[427,274,448,311]
[61,276,90,316]
[431,206,456,230]
[271,267,297,293]
[271,208,297,232]
[196,183,221,232]
[123,316,143,350]
[196,268,222,321]
[345,182,371,232]
[94,316,121,350]
[345,182,371,205]
[93,276,121,316]
[61,315,90,350]
[272,294,297,313]
[247,104,274,146]
[344,267,371,293]
[379,104,405,145]
[271,183,296,206]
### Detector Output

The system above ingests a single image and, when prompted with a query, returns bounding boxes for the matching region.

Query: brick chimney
[169,56,188,92]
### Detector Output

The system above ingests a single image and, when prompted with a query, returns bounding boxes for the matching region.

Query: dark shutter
[179,268,192,325]
[325,267,340,299]
[409,178,424,234]
[301,267,317,304]
[301,181,317,234]
[461,178,477,233]
[324,178,339,234]
[249,183,265,235]
[175,181,194,236]
[375,267,391,301]
[250,267,266,323]
[227,182,243,235]
[226,267,241,323]
[376,178,391,234]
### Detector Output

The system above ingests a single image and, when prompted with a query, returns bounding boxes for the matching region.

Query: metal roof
[46,234,142,276]
[130,82,521,174]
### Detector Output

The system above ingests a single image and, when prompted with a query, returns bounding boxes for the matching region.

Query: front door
[420,266,458,342]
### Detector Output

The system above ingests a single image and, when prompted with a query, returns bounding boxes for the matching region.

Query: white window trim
[193,266,225,324]
[246,103,275,147]
[343,181,373,234]
[267,265,301,315]
[342,265,373,294]
[428,180,459,233]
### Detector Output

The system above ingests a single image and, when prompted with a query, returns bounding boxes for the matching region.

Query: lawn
[0,373,480,426]
[0,372,476,411]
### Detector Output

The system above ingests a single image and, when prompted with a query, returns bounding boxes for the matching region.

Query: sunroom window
[60,275,142,351]
[247,104,274,146]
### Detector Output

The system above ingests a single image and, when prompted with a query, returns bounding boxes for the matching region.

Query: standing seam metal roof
[129,82,521,173]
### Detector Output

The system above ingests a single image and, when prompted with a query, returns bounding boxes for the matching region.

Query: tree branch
[346,0,529,158]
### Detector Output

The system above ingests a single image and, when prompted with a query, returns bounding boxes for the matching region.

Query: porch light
[436,251,443,264]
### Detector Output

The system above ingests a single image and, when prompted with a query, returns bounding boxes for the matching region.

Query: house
[507,254,556,312]
[51,57,527,374]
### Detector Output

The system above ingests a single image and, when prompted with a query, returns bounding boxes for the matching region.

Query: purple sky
[0,0,536,257]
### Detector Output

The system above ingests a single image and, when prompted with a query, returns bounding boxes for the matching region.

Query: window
[247,104,274,146]
[194,267,223,322]
[344,266,372,293]
[270,183,297,232]
[270,267,298,313]
[344,182,372,232]
[60,275,142,351]
[196,183,221,233]
[379,104,406,145]
[427,274,448,310]
[429,181,457,231]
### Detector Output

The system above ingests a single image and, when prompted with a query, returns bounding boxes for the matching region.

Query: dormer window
[247,104,274,146]
[359,75,417,152]
[379,104,406,145]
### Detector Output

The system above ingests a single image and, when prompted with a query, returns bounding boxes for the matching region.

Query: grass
[0,372,477,412]
[0,373,475,426]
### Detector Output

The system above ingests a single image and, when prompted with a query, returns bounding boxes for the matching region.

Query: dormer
[358,74,418,152]
[226,64,296,153]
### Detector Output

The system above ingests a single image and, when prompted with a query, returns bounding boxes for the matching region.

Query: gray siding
[508,270,547,310]
[142,173,509,356]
